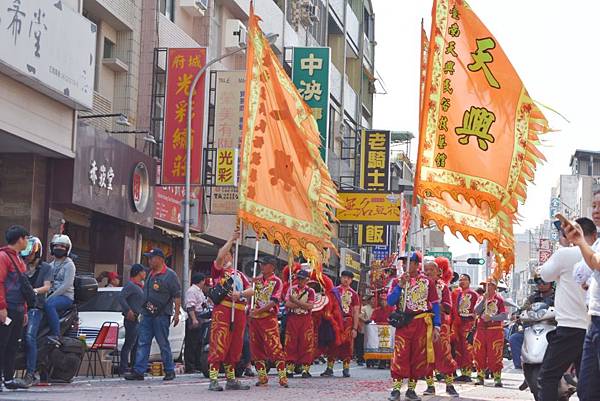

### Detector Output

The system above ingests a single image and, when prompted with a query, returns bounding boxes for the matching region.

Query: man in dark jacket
[0,225,30,391]
[118,264,146,374]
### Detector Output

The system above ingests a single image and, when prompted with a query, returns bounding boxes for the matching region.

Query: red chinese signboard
[154,186,202,230]
[161,48,207,185]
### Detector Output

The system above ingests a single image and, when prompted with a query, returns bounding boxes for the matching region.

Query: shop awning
[155,225,215,246]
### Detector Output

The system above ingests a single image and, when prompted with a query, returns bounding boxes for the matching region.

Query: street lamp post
[182,33,278,291]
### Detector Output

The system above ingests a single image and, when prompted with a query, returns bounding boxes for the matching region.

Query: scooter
[520,302,575,401]
[14,275,98,383]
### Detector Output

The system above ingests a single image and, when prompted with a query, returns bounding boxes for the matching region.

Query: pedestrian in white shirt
[562,191,600,401]
[184,273,209,373]
[537,217,596,401]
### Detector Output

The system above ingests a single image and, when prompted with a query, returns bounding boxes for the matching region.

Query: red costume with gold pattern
[208,262,251,374]
[284,284,316,366]
[389,274,439,381]
[250,273,286,383]
[326,285,359,365]
[452,286,478,372]
[473,293,506,374]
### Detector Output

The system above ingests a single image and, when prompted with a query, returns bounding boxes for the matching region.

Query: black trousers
[538,326,586,401]
[184,319,203,371]
[0,308,25,382]
[120,319,139,372]
[355,332,365,362]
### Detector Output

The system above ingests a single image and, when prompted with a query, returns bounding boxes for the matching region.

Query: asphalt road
[0,363,554,401]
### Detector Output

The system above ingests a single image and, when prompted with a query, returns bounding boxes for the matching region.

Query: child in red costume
[452,273,479,382]
[284,269,315,378]
[321,270,360,378]
[249,256,287,387]
[422,257,459,397]
[473,277,507,387]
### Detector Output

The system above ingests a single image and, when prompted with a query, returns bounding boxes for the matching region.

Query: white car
[73,287,186,362]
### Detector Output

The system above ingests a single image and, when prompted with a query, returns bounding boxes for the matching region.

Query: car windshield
[78,291,123,312]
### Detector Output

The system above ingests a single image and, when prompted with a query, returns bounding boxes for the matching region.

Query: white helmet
[50,234,72,255]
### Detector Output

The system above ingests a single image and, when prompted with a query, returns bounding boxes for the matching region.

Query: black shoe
[388,389,401,401]
[226,379,250,390]
[320,368,334,377]
[16,374,34,389]
[446,385,459,397]
[46,335,62,346]
[208,380,223,391]
[163,371,176,381]
[3,380,20,390]
[124,371,145,381]
[405,389,422,401]
[342,368,350,378]
[455,375,472,382]
[301,371,312,378]
[423,385,435,395]
[287,372,294,378]
[244,367,255,377]
[518,380,528,391]
[475,377,484,386]
[494,381,503,388]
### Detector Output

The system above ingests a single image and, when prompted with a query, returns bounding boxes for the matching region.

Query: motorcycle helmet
[50,234,72,256]
[20,236,42,259]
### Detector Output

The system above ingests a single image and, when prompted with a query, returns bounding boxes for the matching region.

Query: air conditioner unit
[180,0,207,17]
[224,19,247,51]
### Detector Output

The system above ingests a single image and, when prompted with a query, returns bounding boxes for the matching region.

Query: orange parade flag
[237,6,341,266]
[415,0,550,273]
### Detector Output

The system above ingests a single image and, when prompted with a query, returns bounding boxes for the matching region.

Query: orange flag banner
[238,6,341,266]
[415,0,550,273]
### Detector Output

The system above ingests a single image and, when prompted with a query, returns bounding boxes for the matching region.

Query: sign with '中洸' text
[292,47,330,162]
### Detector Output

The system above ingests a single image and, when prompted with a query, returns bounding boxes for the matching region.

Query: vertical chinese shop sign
[211,70,246,214]
[292,47,330,162]
[161,48,207,185]
[359,130,391,246]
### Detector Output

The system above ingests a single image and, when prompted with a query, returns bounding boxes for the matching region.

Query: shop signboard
[161,48,207,185]
[0,1,96,109]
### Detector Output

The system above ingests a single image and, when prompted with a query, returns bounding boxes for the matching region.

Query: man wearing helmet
[44,234,76,341]
[19,237,52,388]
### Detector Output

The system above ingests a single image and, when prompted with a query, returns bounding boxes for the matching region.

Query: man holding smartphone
[537,217,595,401]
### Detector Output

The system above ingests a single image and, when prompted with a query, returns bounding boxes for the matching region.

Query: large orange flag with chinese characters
[415,0,549,274]
[237,6,341,266]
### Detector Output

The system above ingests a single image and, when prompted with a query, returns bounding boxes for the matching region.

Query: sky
[372,0,600,256]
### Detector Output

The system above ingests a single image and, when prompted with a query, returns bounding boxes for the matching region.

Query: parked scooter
[520,302,575,401]
[14,275,98,383]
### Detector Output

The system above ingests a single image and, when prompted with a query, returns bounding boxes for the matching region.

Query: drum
[363,323,395,361]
